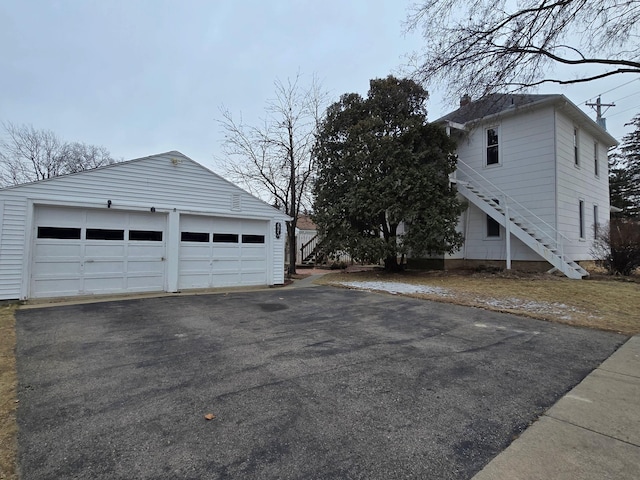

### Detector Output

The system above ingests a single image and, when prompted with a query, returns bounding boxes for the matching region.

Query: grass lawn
[0,304,17,480]
[317,270,640,336]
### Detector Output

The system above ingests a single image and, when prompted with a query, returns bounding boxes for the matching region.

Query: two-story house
[428,94,618,279]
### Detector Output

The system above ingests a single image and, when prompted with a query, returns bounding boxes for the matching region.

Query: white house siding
[0,152,288,300]
[452,105,557,261]
[554,109,611,260]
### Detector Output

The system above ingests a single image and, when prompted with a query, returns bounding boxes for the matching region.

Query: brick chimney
[460,94,471,107]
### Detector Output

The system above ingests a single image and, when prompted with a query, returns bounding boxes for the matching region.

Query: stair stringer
[456,182,588,279]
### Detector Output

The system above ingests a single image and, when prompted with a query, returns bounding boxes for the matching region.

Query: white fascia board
[445,121,467,131]
[27,196,289,222]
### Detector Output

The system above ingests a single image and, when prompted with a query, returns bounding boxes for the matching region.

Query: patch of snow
[338,281,450,296]
[479,297,587,319]
[337,280,594,321]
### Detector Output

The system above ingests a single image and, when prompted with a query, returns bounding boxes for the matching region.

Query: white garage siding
[178,215,269,289]
[0,151,289,300]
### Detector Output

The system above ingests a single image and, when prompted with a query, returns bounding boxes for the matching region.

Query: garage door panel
[84,244,126,257]
[83,277,125,292]
[211,273,241,286]
[127,244,164,256]
[179,274,211,289]
[32,261,82,276]
[240,272,267,284]
[128,212,166,229]
[213,244,240,254]
[179,215,268,289]
[127,260,165,274]
[83,261,125,275]
[32,279,81,297]
[125,276,163,290]
[35,206,84,226]
[85,210,127,228]
[32,206,167,298]
[213,260,241,271]
[242,259,267,270]
[34,242,82,257]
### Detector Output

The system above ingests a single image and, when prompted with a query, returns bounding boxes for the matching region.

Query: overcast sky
[2,1,639,174]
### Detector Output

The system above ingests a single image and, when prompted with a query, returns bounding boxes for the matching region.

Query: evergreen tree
[312,76,464,271]
[610,114,640,218]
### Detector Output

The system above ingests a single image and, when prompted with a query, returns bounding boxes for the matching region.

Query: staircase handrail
[455,159,571,247]
[300,234,319,263]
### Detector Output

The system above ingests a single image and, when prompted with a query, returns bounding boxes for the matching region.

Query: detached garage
[0,151,289,300]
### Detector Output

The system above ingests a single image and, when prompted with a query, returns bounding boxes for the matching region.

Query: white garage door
[179,215,268,289]
[31,206,167,298]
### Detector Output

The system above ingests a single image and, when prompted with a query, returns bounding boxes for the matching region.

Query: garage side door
[178,215,268,289]
[31,206,167,298]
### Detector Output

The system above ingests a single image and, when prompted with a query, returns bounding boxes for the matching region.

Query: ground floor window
[487,215,500,237]
[579,200,585,239]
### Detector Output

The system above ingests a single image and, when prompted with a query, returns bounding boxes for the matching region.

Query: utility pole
[586,96,615,130]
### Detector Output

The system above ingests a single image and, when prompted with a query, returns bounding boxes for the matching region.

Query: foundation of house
[407,258,577,273]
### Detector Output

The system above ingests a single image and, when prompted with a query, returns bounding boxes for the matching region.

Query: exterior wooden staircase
[453,161,588,279]
[299,234,324,265]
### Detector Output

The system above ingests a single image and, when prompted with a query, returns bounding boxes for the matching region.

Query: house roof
[435,94,618,146]
[436,94,558,124]
[0,150,290,220]
[296,215,317,230]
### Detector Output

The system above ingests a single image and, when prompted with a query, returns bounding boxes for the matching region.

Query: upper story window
[486,127,499,166]
[594,142,599,177]
[573,127,580,167]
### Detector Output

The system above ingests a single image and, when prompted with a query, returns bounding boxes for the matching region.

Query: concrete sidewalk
[472,335,640,480]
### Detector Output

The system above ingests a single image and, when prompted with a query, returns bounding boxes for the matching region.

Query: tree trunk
[288,124,297,276]
[287,221,297,276]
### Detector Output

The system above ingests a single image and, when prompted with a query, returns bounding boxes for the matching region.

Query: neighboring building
[425,94,618,278]
[0,151,289,300]
[294,215,318,265]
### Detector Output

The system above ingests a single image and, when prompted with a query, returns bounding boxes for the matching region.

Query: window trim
[129,230,163,242]
[485,125,500,167]
[594,141,599,177]
[241,234,265,244]
[86,228,125,241]
[579,199,585,240]
[486,215,501,239]
[37,226,81,240]
[486,199,501,239]
[181,231,210,243]
[573,127,580,167]
[213,233,239,243]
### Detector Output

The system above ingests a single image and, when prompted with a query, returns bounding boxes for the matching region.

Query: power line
[610,90,640,104]
[582,77,640,106]
[606,104,640,119]
[597,77,640,98]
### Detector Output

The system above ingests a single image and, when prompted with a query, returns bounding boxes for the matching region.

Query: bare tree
[0,122,116,186]
[219,74,327,275]
[405,0,640,101]
[64,142,115,173]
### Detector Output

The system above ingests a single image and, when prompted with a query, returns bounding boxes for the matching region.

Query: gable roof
[436,94,558,124]
[0,150,290,220]
[435,94,618,146]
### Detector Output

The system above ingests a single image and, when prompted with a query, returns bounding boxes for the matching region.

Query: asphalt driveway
[16,286,625,479]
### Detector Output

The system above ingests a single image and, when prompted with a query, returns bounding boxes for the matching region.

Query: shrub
[592,219,640,275]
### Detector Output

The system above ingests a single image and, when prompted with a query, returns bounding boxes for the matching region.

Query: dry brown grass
[0,304,17,480]
[317,270,640,335]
